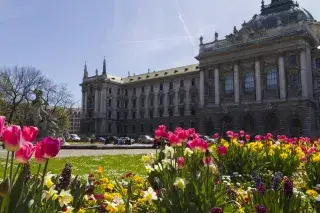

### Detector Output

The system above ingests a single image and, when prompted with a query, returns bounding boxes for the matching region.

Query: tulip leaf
[9,166,28,213]
[12,202,28,213]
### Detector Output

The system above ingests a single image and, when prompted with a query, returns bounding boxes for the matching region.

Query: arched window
[244,73,254,92]
[191,78,196,86]
[290,118,301,137]
[225,75,234,94]
[289,55,297,66]
[267,69,278,89]
[265,112,278,133]
[316,58,320,69]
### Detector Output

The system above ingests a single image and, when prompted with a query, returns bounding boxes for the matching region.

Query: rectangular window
[132,111,136,119]
[125,101,128,109]
[133,99,136,108]
[208,70,214,79]
[316,58,320,69]
[125,89,128,95]
[140,111,144,119]
[160,83,163,91]
[180,107,185,116]
[108,124,112,132]
[108,111,112,118]
[108,99,112,107]
[124,125,128,133]
[149,124,153,133]
[117,100,120,108]
[133,88,136,94]
[141,98,145,107]
[117,112,120,119]
[141,124,144,133]
[132,124,136,133]
[159,109,164,118]
[109,88,112,94]
[117,88,120,95]
[124,112,128,120]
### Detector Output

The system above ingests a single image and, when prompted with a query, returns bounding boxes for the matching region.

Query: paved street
[0,148,155,158]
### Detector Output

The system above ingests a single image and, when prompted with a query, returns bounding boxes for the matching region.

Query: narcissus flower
[143,187,158,204]
[58,189,73,207]
[42,185,58,201]
[174,177,187,190]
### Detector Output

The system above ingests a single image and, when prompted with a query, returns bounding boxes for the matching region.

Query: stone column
[100,88,105,115]
[164,84,169,116]
[305,47,313,98]
[94,89,99,115]
[278,53,286,100]
[145,89,149,118]
[84,91,88,118]
[255,59,262,102]
[81,91,85,117]
[185,80,190,115]
[173,82,179,116]
[199,70,204,107]
[300,48,308,98]
[214,67,220,105]
[234,63,240,103]
[136,90,140,118]
[154,86,159,117]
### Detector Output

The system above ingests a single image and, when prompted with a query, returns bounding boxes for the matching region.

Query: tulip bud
[2,125,22,151]
[0,178,10,197]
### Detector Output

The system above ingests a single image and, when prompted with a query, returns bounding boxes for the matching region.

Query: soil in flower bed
[0,154,145,178]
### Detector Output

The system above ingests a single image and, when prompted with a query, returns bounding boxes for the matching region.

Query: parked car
[70,134,81,142]
[96,137,106,142]
[137,135,154,144]
[203,135,215,143]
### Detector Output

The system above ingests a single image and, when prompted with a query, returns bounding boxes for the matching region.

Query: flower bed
[1,115,320,212]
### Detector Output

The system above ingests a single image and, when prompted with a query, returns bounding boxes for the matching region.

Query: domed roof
[246,0,315,30]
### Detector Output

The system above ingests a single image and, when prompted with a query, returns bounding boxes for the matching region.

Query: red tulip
[154,130,162,139]
[21,126,38,143]
[226,131,234,138]
[0,116,5,137]
[177,157,185,168]
[2,125,22,151]
[255,135,262,142]
[35,141,46,164]
[158,125,166,132]
[15,142,35,164]
[217,145,228,156]
[245,134,251,142]
[42,137,61,158]
[169,134,179,146]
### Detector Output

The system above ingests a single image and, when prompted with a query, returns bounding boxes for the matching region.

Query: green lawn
[0,155,146,179]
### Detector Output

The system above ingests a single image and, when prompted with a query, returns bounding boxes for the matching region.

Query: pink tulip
[21,126,38,143]
[177,157,185,168]
[35,142,46,164]
[239,130,245,138]
[0,116,5,137]
[42,137,61,158]
[2,125,22,151]
[245,134,251,142]
[217,145,227,156]
[203,156,213,165]
[158,125,166,132]
[154,130,162,140]
[177,130,188,144]
[187,138,208,152]
[169,134,179,146]
[255,135,262,142]
[213,133,219,139]
[15,142,35,164]
[226,131,234,138]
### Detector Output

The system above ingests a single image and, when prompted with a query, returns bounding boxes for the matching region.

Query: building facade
[68,108,81,134]
[81,0,320,138]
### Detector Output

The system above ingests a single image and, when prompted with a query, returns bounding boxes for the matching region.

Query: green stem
[6,151,14,213]
[3,151,10,180]
[34,164,42,193]
[8,152,14,188]
[12,164,21,182]
[40,160,49,191]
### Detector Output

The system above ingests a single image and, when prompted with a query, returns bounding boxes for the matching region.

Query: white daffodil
[64,206,74,213]
[145,165,154,174]
[143,187,158,204]
[42,185,58,201]
[174,177,187,190]
[184,147,193,157]
[163,145,175,158]
[154,163,163,172]
[58,189,73,207]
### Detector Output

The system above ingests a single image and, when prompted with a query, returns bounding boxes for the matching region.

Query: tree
[0,66,46,123]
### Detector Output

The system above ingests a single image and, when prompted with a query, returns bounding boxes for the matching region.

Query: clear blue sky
[0,0,318,105]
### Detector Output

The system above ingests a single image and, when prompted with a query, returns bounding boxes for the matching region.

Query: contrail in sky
[175,0,197,54]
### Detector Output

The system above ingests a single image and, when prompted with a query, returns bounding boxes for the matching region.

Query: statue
[199,36,203,45]
[31,89,62,140]
[214,32,219,41]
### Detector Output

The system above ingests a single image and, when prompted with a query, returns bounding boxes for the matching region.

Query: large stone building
[68,108,81,134]
[80,0,320,138]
